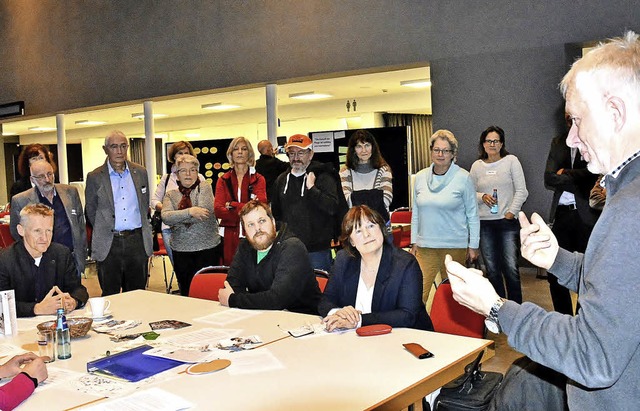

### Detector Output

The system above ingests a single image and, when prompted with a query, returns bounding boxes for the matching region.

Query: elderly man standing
[255,139,288,202]
[0,204,88,317]
[85,130,152,296]
[218,200,321,314]
[271,134,341,271]
[10,160,87,277]
[446,32,640,409]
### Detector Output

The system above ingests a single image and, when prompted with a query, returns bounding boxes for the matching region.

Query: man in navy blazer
[85,131,152,295]
[10,160,87,277]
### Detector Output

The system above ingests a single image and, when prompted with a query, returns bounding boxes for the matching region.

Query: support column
[56,114,69,184]
[143,101,157,198]
[266,84,279,146]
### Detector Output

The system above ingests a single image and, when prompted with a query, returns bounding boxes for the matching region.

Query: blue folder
[87,345,184,382]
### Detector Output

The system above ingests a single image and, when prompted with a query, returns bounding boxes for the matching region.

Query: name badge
[141,187,147,194]
[486,170,497,176]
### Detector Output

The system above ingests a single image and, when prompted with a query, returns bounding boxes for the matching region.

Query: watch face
[485,318,499,334]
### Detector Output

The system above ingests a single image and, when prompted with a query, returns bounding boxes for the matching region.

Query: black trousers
[173,245,221,296]
[97,230,148,296]
[549,206,591,315]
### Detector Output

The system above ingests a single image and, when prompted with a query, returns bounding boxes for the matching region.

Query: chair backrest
[390,209,411,224]
[0,224,15,248]
[154,233,167,256]
[314,269,329,293]
[430,279,485,338]
[188,266,230,301]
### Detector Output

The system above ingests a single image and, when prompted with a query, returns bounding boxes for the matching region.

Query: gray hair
[560,31,640,98]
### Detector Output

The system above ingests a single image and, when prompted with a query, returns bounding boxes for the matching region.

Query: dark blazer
[84,159,152,262]
[0,241,88,317]
[544,135,599,226]
[10,185,87,273]
[319,243,433,331]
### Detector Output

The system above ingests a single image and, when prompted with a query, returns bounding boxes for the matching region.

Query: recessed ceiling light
[201,103,241,111]
[28,126,57,132]
[75,120,107,126]
[131,113,168,119]
[289,92,333,100]
[400,79,431,88]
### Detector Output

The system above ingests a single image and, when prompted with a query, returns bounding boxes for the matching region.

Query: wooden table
[7,290,492,410]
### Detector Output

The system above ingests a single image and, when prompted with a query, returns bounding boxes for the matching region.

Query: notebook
[87,345,184,382]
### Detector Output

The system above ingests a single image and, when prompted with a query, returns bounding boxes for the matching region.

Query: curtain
[383,113,432,174]
[130,138,145,166]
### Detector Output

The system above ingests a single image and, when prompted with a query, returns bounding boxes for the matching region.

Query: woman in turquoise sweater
[410,130,479,309]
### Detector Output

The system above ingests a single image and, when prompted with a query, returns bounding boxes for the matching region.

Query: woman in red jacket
[214,137,267,265]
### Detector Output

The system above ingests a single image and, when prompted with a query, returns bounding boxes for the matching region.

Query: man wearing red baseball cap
[271,134,341,271]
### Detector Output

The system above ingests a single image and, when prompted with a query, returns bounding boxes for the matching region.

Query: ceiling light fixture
[400,79,432,88]
[131,113,168,119]
[75,120,107,126]
[1,131,17,136]
[201,103,241,111]
[28,126,57,132]
[289,91,333,100]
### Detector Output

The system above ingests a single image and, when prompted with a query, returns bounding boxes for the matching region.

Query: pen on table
[64,397,108,411]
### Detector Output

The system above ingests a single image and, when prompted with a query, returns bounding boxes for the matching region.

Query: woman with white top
[319,205,432,332]
[410,130,480,309]
[470,125,528,303]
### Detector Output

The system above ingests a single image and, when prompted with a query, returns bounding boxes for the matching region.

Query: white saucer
[90,310,112,321]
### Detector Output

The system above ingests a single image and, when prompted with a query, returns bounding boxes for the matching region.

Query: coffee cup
[89,297,111,318]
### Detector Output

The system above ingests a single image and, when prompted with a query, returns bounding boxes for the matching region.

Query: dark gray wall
[1,0,640,216]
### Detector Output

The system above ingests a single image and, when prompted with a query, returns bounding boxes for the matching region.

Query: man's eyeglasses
[287,150,310,159]
[31,172,54,181]
[431,148,453,155]
[483,139,501,146]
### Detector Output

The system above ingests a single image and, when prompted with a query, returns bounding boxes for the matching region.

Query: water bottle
[56,308,71,360]
[490,189,499,214]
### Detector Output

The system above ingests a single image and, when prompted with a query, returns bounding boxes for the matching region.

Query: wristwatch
[484,297,507,334]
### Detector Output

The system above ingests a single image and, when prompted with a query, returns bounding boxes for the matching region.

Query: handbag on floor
[434,351,503,410]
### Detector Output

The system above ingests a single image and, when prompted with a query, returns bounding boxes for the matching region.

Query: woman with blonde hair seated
[319,205,433,331]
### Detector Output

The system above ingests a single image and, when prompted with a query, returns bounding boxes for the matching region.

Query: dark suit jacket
[10,185,87,273]
[0,241,88,317]
[544,135,599,227]
[319,243,433,331]
[84,159,152,261]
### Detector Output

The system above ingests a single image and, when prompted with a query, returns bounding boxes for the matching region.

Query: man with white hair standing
[85,130,153,296]
[446,32,640,409]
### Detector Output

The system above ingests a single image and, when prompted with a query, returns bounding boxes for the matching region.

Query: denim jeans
[480,218,522,303]
[161,228,175,266]
[308,249,333,272]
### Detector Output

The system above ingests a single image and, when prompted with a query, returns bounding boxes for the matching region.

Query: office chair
[189,266,230,301]
[314,269,330,293]
[430,279,485,338]
[148,234,176,294]
[390,208,412,248]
